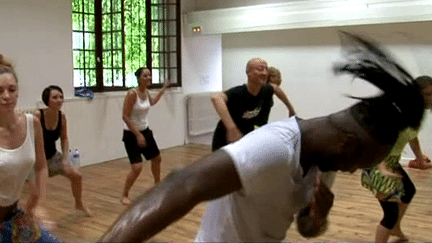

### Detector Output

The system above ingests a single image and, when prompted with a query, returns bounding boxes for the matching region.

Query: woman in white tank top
[0,55,59,242]
[120,67,170,205]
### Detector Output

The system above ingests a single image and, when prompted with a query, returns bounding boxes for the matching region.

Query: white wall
[222,22,432,162]
[182,35,222,145]
[0,0,74,106]
[186,0,432,36]
[182,0,223,145]
[193,0,292,10]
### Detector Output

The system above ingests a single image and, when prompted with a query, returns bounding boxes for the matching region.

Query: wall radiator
[186,92,219,136]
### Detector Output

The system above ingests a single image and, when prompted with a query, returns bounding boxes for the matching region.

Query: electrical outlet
[200,74,210,85]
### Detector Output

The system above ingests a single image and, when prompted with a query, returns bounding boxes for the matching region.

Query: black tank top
[40,109,62,159]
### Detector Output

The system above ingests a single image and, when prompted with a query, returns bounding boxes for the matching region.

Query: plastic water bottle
[70,149,81,168]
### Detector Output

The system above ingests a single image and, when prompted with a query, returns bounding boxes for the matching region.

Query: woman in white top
[0,54,59,242]
[121,67,170,205]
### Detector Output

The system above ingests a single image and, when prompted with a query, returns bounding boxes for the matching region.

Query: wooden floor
[20,144,432,242]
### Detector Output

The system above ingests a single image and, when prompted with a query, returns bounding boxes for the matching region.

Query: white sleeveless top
[124,89,150,131]
[0,114,36,206]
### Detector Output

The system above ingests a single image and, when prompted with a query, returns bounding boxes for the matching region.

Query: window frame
[72,0,181,92]
[146,0,181,89]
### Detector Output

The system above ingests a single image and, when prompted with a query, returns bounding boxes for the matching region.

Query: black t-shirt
[212,84,274,150]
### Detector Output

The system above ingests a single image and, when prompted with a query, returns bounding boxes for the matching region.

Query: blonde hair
[267,67,281,86]
[0,54,17,82]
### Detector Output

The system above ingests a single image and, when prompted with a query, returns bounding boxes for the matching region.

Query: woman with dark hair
[0,54,60,242]
[30,85,91,216]
[361,75,432,242]
[120,67,170,205]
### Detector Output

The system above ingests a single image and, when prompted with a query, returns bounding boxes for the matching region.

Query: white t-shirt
[195,117,335,242]
[0,114,36,206]
[124,89,150,131]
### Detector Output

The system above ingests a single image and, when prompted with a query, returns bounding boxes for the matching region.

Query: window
[72,0,180,91]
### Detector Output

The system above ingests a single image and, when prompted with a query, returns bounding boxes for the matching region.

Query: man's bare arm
[211,92,243,142]
[100,149,242,242]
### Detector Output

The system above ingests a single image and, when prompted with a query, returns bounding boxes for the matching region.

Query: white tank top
[0,114,36,206]
[124,89,150,131]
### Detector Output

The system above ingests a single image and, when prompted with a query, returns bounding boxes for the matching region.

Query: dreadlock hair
[333,32,424,144]
[0,54,18,82]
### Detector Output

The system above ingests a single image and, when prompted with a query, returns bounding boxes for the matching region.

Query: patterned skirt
[0,207,61,243]
[361,156,404,202]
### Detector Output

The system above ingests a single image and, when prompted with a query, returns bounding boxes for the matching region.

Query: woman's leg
[376,224,391,243]
[150,155,162,184]
[390,168,416,241]
[376,200,399,242]
[62,163,92,216]
[121,162,143,205]
[142,129,161,184]
[390,203,408,240]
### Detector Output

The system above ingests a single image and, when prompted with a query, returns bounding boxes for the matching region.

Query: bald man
[211,58,296,151]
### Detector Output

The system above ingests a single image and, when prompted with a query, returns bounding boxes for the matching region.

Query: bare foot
[76,205,92,217]
[409,158,432,170]
[120,196,132,205]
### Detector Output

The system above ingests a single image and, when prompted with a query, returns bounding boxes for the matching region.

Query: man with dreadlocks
[100,32,425,242]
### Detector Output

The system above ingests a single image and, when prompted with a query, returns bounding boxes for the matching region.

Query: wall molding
[185,0,432,36]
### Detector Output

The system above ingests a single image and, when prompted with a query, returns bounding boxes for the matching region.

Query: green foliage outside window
[72,0,171,89]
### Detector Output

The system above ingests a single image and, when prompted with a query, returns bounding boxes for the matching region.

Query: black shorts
[122,128,160,164]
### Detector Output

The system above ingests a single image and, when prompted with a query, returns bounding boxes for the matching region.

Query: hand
[136,133,147,147]
[226,127,243,143]
[310,177,334,228]
[377,162,402,178]
[62,158,70,167]
[163,79,171,88]
[375,192,388,201]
